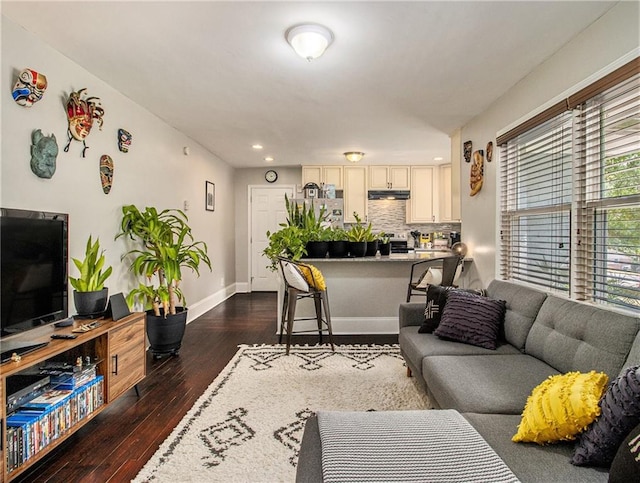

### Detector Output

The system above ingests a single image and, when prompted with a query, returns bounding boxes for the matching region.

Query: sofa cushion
[463,413,609,483]
[422,354,559,414]
[486,279,547,351]
[400,326,521,376]
[572,366,640,467]
[608,421,640,483]
[512,371,608,444]
[420,285,487,333]
[434,291,506,350]
[525,296,640,381]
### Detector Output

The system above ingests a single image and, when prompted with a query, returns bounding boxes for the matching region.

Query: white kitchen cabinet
[407,166,435,223]
[343,166,368,223]
[439,164,453,222]
[302,166,343,190]
[369,166,410,190]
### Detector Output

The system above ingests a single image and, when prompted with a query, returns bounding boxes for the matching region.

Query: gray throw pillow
[433,291,506,350]
[572,366,640,467]
[420,286,486,333]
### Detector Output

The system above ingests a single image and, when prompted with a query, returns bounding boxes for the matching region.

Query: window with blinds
[575,72,640,311]
[499,61,640,311]
[500,112,573,293]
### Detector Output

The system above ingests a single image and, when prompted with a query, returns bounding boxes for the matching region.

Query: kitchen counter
[277,252,473,335]
[302,250,457,262]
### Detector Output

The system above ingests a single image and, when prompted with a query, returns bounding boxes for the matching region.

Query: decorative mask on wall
[63,88,105,157]
[486,141,493,162]
[118,128,132,153]
[30,129,58,179]
[463,140,472,163]
[470,150,484,197]
[100,155,113,194]
[12,68,48,107]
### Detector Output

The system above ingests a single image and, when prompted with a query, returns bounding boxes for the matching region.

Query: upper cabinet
[369,166,410,190]
[343,166,368,223]
[302,166,343,190]
[407,166,435,223]
[439,164,453,222]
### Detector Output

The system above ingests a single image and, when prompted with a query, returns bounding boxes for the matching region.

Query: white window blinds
[574,72,640,310]
[500,112,573,293]
[500,65,640,311]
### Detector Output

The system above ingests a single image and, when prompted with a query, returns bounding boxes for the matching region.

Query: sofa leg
[406,367,412,377]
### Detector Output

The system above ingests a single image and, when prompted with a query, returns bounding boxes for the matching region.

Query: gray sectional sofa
[296,279,640,482]
[397,279,640,482]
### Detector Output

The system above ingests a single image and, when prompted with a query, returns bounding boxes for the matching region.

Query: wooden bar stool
[278,257,335,355]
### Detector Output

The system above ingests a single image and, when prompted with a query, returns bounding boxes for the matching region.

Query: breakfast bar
[277,251,472,335]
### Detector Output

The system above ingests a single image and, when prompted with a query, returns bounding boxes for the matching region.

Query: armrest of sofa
[399,302,425,329]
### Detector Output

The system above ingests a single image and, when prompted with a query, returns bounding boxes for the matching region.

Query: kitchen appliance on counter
[450,231,461,247]
[386,233,409,253]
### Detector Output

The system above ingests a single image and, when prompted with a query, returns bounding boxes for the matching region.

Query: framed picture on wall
[205,181,215,211]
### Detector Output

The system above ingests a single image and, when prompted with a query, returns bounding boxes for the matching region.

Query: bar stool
[406,255,463,302]
[278,257,335,355]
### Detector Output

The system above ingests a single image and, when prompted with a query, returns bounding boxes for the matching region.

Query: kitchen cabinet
[369,166,410,190]
[407,166,435,223]
[302,166,343,190]
[343,166,368,223]
[439,164,453,222]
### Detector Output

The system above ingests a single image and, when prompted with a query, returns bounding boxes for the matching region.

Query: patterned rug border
[136,343,404,482]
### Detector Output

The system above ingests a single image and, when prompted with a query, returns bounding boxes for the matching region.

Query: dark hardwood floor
[14,292,397,483]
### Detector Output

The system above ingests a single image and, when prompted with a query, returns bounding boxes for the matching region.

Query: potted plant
[327,227,349,258]
[117,205,211,358]
[365,228,379,257]
[69,235,113,316]
[263,224,307,271]
[284,195,330,259]
[378,232,391,256]
[346,212,370,257]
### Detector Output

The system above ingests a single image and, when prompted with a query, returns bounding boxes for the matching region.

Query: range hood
[368,190,410,200]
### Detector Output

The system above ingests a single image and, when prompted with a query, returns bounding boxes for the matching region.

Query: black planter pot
[328,240,349,258]
[304,241,329,259]
[145,307,188,358]
[379,242,391,256]
[74,288,109,316]
[348,241,367,257]
[365,240,379,257]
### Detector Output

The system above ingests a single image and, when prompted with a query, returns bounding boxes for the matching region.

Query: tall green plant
[117,205,212,317]
[346,212,373,242]
[69,236,113,292]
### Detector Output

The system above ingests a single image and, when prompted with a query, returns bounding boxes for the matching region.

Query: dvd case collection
[5,375,104,473]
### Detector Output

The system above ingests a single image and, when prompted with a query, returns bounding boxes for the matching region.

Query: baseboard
[186,284,236,323]
[235,282,251,293]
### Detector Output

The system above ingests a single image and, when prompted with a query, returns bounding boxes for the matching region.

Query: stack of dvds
[5,375,104,473]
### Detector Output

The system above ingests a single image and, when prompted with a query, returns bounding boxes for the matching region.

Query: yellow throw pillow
[299,264,326,291]
[512,371,608,445]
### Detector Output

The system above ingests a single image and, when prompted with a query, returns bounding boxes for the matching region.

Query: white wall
[1,17,237,319]
[234,166,301,289]
[460,1,640,287]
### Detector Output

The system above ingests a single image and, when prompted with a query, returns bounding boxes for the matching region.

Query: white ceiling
[2,1,616,168]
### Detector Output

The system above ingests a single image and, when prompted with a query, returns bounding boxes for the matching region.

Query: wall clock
[265,169,278,183]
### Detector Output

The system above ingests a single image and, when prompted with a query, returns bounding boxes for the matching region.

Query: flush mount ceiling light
[286,24,334,62]
[344,151,365,163]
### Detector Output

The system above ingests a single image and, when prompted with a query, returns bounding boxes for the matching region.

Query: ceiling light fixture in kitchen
[286,24,333,61]
[344,151,365,163]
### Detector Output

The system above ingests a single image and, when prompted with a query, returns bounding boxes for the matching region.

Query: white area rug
[133,344,430,482]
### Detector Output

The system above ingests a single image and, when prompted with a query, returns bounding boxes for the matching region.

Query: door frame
[247,184,296,292]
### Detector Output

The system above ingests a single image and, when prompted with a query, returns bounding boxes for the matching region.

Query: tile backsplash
[345,199,461,239]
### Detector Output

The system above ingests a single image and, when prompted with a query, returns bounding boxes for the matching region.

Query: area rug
[133,344,430,482]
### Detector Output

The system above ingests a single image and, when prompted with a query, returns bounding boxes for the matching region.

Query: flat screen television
[1,208,69,345]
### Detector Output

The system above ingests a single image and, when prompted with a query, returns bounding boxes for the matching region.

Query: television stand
[0,312,146,482]
[0,341,49,363]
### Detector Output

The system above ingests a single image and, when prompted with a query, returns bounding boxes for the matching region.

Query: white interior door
[250,186,294,291]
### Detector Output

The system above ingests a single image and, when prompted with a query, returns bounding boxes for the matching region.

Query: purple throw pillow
[433,291,506,350]
[420,286,487,334]
[572,366,640,467]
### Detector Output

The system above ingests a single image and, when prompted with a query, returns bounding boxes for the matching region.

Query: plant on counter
[346,212,372,242]
[116,205,212,317]
[378,231,391,256]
